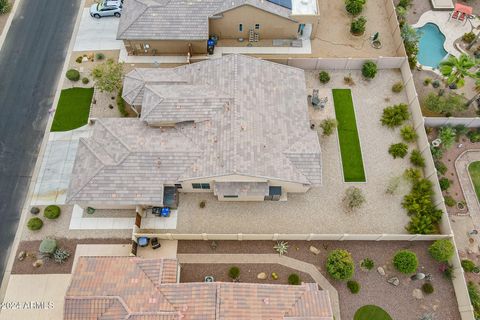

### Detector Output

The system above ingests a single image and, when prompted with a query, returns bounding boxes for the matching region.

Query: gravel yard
[171,70,421,235]
[12,238,130,275]
[178,240,461,320]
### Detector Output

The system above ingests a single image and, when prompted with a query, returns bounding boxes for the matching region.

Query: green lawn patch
[469,161,480,200]
[51,88,94,132]
[354,305,392,320]
[332,89,366,182]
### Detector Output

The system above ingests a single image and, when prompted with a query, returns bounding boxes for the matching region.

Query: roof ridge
[283,284,310,317]
[96,119,132,154]
[212,1,295,21]
[140,86,165,120]
[117,0,149,38]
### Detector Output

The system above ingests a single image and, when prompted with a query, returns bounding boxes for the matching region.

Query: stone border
[454,150,480,218]
[177,253,340,319]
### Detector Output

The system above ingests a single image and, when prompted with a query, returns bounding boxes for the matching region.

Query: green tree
[438,126,456,149]
[401,24,421,69]
[91,59,124,93]
[326,249,355,280]
[0,0,11,14]
[393,250,418,273]
[423,92,467,115]
[428,239,454,262]
[439,54,479,88]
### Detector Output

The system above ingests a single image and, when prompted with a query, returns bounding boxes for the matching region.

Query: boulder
[17,251,26,261]
[309,246,321,255]
[413,288,424,300]
[33,259,43,268]
[387,277,399,286]
[377,267,386,276]
[30,207,40,215]
[257,272,267,280]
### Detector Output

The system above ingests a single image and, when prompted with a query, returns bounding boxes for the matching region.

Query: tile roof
[117,0,294,40]
[64,257,334,320]
[68,55,321,205]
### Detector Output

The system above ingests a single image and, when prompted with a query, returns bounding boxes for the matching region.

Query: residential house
[64,256,334,319]
[66,54,321,209]
[117,0,320,55]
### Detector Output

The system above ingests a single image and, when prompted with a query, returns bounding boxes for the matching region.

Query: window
[239,24,243,32]
[224,195,238,198]
[192,183,210,190]
[255,24,260,30]
[175,183,182,189]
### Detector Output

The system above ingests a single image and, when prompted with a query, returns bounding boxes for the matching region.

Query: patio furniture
[311,89,320,108]
[205,276,215,282]
[151,237,161,249]
[138,237,149,247]
[449,3,473,25]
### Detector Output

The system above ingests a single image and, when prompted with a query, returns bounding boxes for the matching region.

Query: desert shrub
[406,214,438,234]
[53,248,70,264]
[350,16,367,35]
[393,250,418,274]
[360,258,374,270]
[434,161,447,175]
[454,124,469,140]
[288,273,301,285]
[66,69,80,81]
[319,71,330,84]
[228,266,240,279]
[410,149,425,167]
[430,146,444,160]
[0,0,11,14]
[320,118,338,136]
[468,281,480,318]
[344,73,355,86]
[347,280,360,294]
[39,238,57,255]
[468,129,480,143]
[422,283,434,294]
[386,176,401,195]
[428,239,454,262]
[380,104,410,128]
[326,249,355,280]
[116,87,128,117]
[423,77,432,86]
[398,0,412,8]
[400,125,417,142]
[438,126,457,149]
[424,92,467,115]
[199,200,206,208]
[463,32,476,43]
[343,187,365,211]
[75,56,83,63]
[362,61,377,79]
[27,217,43,231]
[462,259,477,272]
[392,82,404,93]
[82,77,90,84]
[439,177,451,191]
[404,168,422,182]
[44,205,61,219]
[95,52,105,60]
[345,0,365,15]
[388,143,408,159]
[444,196,456,207]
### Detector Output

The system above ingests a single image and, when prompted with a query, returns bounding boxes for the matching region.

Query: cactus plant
[274,241,289,255]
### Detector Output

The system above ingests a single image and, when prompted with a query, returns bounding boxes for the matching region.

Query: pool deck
[413,10,478,59]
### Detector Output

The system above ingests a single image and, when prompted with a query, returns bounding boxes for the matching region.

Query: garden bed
[332,88,366,182]
[12,238,130,274]
[178,240,460,320]
[469,161,480,201]
[180,263,313,285]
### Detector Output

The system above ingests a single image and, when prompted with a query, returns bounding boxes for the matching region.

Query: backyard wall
[425,117,480,128]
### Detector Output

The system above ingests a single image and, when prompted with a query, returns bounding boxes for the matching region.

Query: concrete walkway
[453,150,480,251]
[177,253,340,320]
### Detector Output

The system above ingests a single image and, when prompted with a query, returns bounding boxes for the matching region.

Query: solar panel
[267,0,292,10]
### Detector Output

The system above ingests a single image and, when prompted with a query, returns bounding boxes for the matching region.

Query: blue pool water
[416,23,448,68]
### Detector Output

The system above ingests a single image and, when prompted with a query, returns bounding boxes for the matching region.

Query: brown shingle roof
[65,257,334,320]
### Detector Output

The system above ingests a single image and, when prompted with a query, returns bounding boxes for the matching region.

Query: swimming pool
[416,23,448,68]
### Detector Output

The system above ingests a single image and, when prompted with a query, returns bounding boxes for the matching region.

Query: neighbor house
[66,54,321,209]
[64,257,334,319]
[117,0,320,55]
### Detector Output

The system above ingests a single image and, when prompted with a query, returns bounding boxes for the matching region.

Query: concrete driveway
[73,8,122,52]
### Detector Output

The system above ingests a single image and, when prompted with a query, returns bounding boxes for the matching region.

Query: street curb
[0,0,86,303]
[0,0,23,53]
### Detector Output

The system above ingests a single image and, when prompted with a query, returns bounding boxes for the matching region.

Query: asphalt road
[0,0,81,278]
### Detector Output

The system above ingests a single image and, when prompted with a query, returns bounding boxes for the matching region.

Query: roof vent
[263,298,270,304]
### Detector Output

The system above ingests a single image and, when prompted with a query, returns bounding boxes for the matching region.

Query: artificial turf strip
[332,89,366,182]
[51,87,94,132]
[354,305,393,320]
[469,161,480,200]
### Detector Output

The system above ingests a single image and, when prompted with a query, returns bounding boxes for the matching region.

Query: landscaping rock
[413,288,424,300]
[17,251,26,261]
[377,266,386,276]
[30,207,40,215]
[32,259,43,268]
[257,272,267,280]
[309,246,320,255]
[387,277,399,286]
[82,56,89,63]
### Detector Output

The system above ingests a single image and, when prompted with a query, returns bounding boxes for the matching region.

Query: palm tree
[439,54,478,88]
[466,77,480,107]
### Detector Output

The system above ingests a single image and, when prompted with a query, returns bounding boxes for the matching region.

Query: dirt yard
[12,238,130,275]
[178,240,460,320]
